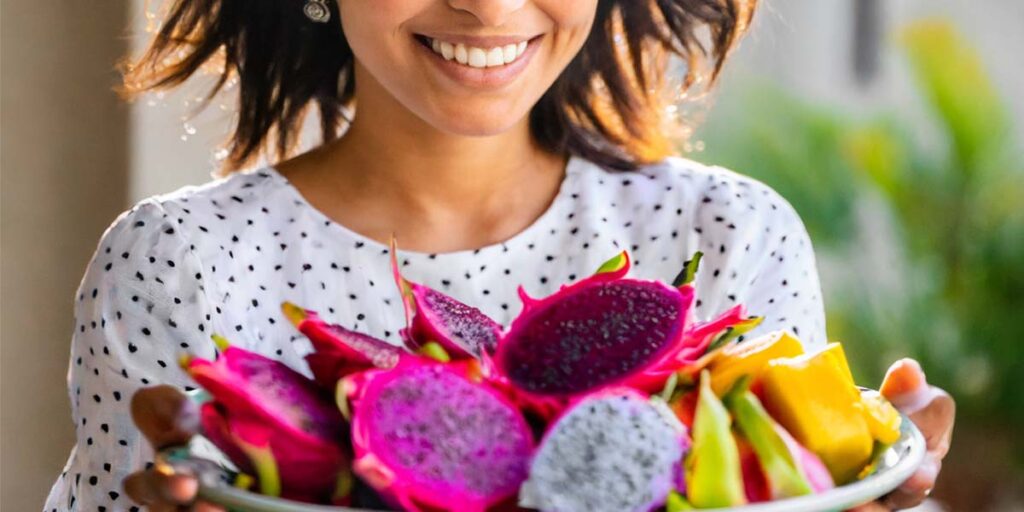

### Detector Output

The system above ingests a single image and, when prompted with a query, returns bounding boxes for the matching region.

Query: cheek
[338,1,422,72]
[541,0,599,57]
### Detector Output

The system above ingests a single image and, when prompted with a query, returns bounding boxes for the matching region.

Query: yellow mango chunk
[760,343,874,484]
[858,390,902,445]
[709,330,805,396]
[823,340,856,387]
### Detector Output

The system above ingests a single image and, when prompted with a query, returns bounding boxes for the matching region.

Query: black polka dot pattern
[44,154,826,509]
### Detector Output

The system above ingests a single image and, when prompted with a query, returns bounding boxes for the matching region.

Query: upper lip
[415,32,541,48]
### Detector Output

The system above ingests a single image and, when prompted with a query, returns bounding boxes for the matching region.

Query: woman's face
[338,0,598,136]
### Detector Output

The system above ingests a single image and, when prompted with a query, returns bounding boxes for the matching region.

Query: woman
[46,1,954,510]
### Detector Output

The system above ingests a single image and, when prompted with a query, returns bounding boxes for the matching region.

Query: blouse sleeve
[689,171,829,350]
[44,199,220,511]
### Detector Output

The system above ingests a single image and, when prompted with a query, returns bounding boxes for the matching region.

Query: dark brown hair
[120,0,757,175]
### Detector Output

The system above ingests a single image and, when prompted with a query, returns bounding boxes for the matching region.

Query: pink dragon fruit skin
[390,238,503,359]
[281,301,402,389]
[182,335,351,503]
[519,388,690,512]
[777,422,835,493]
[346,356,534,512]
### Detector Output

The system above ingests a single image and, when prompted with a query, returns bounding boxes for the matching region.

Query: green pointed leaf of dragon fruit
[210,333,231,352]
[593,250,630,276]
[389,235,416,328]
[417,341,452,363]
[686,370,746,508]
[659,372,680,402]
[724,376,814,499]
[232,424,282,497]
[671,251,704,287]
[706,316,765,353]
[666,490,694,512]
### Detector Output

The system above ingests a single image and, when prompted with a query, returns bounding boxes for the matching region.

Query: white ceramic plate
[174,413,924,512]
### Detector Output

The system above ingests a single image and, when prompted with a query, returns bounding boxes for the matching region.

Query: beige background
[1,1,130,510]
[2,1,1021,511]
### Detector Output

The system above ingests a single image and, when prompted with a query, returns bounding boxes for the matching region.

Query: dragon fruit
[519,389,689,512]
[281,301,402,388]
[345,356,534,512]
[492,251,756,402]
[723,377,830,501]
[390,238,503,358]
[180,334,351,503]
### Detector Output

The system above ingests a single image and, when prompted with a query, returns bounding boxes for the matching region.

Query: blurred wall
[713,0,1024,139]
[1,1,130,509]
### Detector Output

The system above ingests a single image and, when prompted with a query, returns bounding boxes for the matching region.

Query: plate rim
[185,404,927,512]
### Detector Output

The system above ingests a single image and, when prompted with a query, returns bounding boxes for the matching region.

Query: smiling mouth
[413,34,541,69]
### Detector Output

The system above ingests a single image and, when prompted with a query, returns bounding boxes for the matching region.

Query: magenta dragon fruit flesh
[181,334,352,504]
[281,301,402,389]
[493,251,696,397]
[390,238,503,359]
[519,389,690,512]
[346,356,534,511]
[492,251,760,403]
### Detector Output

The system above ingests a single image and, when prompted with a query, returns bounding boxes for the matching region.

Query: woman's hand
[850,359,956,511]
[122,385,225,511]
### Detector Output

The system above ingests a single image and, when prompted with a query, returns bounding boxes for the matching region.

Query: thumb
[879,358,933,414]
[131,385,200,450]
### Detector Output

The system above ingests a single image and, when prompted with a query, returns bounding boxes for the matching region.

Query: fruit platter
[162,246,925,512]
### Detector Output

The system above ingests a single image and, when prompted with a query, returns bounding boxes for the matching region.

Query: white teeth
[486,47,504,67]
[468,47,487,68]
[425,37,530,68]
[440,41,454,60]
[454,43,468,64]
[502,44,517,64]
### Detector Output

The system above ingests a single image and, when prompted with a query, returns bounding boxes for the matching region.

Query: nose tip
[447,0,527,27]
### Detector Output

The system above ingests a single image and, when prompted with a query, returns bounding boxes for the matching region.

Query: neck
[325,68,562,209]
[291,62,569,252]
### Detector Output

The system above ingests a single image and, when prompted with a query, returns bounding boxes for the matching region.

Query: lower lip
[414,35,542,89]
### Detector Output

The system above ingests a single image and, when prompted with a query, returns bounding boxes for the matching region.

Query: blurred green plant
[697,20,1024,428]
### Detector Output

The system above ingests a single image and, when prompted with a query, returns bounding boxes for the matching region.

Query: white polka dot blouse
[45,153,827,510]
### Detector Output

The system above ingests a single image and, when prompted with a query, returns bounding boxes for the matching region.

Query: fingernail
[167,474,198,503]
[173,397,201,434]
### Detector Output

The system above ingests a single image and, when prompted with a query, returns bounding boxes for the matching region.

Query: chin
[426,104,528,137]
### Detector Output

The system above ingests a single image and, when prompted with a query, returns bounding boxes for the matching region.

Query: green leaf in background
[698,18,1024,434]
[899,19,1011,176]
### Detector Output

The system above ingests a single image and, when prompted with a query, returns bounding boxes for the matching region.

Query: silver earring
[304,0,331,23]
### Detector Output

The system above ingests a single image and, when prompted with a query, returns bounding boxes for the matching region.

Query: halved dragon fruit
[345,356,534,511]
[281,301,402,389]
[389,238,503,359]
[493,251,756,403]
[519,389,689,512]
[181,334,351,503]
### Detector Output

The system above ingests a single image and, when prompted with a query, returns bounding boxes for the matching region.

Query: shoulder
[578,154,807,236]
[100,167,282,247]
[144,166,282,222]
[647,156,802,225]
[88,166,284,276]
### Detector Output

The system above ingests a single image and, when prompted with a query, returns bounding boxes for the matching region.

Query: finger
[880,359,931,413]
[131,385,200,449]
[192,501,228,512]
[880,359,956,459]
[884,453,940,510]
[122,466,199,507]
[911,387,956,459]
[846,501,889,512]
[123,470,161,505]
